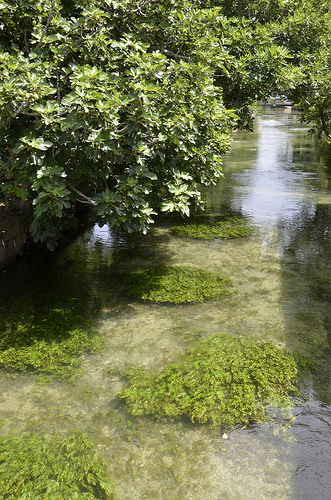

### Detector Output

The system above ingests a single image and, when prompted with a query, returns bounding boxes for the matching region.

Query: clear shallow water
[1,108,331,499]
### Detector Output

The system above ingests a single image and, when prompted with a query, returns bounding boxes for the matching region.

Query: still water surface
[1,108,331,499]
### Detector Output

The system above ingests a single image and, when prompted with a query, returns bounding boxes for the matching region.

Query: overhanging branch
[321,97,331,140]
[69,184,97,206]
[163,50,190,61]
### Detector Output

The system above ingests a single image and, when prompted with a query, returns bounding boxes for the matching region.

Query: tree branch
[68,184,97,206]
[163,50,190,61]
[35,0,58,51]
[56,68,61,104]
[321,97,331,140]
[130,0,159,14]
[12,100,30,117]
[114,124,128,134]
[23,30,30,55]
[186,1,198,12]
[22,111,40,116]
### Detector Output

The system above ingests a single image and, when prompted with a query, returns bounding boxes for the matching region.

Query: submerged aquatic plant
[171,215,253,240]
[0,431,116,499]
[123,265,233,303]
[0,302,105,381]
[119,334,300,428]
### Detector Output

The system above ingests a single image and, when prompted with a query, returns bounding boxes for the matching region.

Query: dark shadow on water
[277,204,331,500]
[0,223,174,377]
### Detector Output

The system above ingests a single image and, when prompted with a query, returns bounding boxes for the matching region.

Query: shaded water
[1,108,331,499]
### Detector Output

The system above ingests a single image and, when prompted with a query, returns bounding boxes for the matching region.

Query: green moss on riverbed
[171,215,253,240]
[0,301,105,381]
[119,334,300,429]
[123,265,233,303]
[0,431,116,499]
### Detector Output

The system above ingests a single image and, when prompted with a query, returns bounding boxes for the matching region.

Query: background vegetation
[1,0,330,248]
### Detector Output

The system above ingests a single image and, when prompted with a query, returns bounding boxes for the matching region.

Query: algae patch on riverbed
[123,265,233,303]
[0,301,105,382]
[119,334,301,429]
[171,215,253,240]
[0,431,116,499]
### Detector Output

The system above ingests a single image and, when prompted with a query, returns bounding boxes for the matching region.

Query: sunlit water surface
[1,108,331,499]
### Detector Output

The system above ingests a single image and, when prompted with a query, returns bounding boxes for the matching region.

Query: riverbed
[0,107,330,499]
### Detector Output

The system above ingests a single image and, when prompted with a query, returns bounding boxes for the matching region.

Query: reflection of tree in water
[280,203,331,404]
[0,223,174,331]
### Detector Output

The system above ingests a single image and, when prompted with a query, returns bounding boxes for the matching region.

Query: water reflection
[207,107,331,499]
[208,110,325,230]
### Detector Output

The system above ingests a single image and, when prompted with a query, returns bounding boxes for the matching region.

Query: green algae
[171,215,253,240]
[123,265,233,304]
[118,334,300,429]
[0,431,116,499]
[0,301,105,382]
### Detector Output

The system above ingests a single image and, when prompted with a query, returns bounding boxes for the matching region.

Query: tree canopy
[0,0,330,248]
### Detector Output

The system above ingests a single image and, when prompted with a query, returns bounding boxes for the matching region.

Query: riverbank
[0,204,27,271]
[259,97,294,106]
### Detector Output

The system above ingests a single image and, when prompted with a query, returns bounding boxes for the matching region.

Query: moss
[171,215,253,240]
[118,334,301,429]
[123,265,233,304]
[0,302,105,381]
[0,431,116,499]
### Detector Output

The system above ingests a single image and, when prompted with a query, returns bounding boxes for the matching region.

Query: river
[0,107,330,499]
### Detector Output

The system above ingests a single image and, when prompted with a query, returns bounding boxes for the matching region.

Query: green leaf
[161,201,175,212]
[21,136,53,150]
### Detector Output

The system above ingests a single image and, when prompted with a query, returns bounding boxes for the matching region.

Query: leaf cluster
[0,0,235,248]
[123,264,233,303]
[0,431,116,499]
[119,334,301,428]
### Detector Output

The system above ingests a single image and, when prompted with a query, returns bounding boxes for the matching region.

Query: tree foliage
[0,0,330,248]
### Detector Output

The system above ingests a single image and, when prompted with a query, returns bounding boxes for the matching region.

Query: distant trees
[278,0,331,139]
